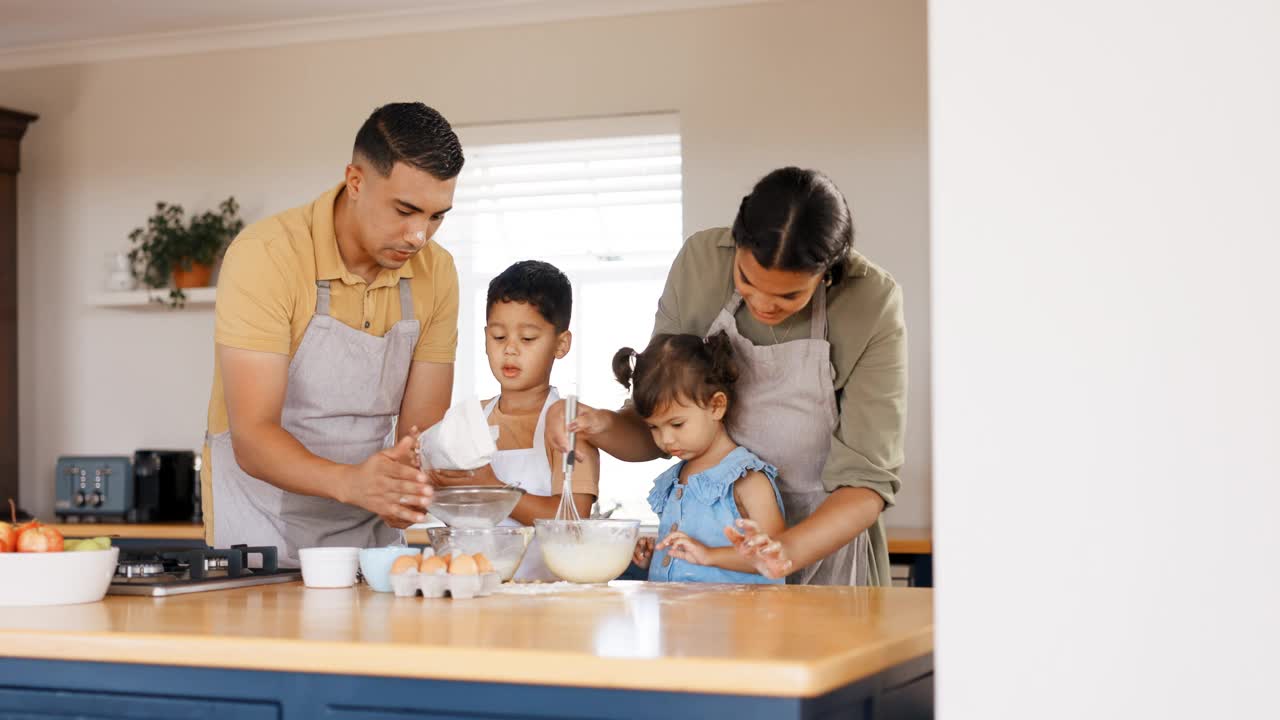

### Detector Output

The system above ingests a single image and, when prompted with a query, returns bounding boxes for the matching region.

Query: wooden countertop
[0,582,932,698]
[411,525,932,553]
[51,523,205,540]
[884,526,933,555]
[50,520,204,538]
[53,523,933,554]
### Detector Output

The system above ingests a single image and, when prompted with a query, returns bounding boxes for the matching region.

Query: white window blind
[435,115,683,524]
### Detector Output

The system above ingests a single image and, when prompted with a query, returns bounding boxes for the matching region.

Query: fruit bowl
[0,546,120,607]
[534,519,639,583]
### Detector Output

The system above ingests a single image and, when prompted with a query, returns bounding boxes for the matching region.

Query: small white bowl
[298,546,360,588]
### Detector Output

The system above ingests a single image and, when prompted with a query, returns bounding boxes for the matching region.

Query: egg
[420,555,448,575]
[473,552,495,574]
[390,555,420,575]
[449,554,479,575]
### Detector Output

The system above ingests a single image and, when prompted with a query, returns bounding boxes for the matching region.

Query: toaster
[54,455,134,520]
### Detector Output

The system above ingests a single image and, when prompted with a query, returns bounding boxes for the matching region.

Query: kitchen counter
[51,522,205,540]
[0,582,933,719]
[52,522,934,555]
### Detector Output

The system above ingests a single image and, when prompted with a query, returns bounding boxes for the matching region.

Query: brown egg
[449,554,479,575]
[473,552,495,574]
[390,555,420,575]
[420,555,448,574]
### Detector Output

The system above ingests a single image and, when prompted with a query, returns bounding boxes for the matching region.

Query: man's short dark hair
[486,261,573,333]
[353,102,464,179]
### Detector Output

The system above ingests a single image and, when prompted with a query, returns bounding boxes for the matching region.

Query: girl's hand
[632,536,655,569]
[656,530,712,566]
[725,518,793,579]
[546,399,612,457]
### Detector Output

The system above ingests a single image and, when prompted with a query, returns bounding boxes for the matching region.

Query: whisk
[555,394,583,524]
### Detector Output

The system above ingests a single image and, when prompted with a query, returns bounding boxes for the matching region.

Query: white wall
[932,1,1280,717]
[0,0,931,525]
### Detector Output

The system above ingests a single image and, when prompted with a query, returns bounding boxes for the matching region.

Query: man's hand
[342,432,433,526]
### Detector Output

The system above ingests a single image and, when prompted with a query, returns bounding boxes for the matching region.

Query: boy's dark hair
[611,332,739,419]
[486,261,573,332]
[732,166,854,284]
[353,102,465,180]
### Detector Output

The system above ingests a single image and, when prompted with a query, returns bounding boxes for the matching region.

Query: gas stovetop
[108,545,301,596]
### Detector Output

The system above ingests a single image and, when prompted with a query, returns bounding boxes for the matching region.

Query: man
[201,102,462,565]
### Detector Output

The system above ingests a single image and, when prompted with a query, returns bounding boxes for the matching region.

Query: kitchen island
[0,581,932,719]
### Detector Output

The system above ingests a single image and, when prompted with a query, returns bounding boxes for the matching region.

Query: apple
[15,521,64,553]
[0,522,15,552]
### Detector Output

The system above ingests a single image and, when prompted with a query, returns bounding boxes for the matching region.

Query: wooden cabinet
[0,107,36,511]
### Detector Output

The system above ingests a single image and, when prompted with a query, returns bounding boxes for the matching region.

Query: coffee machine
[130,449,199,523]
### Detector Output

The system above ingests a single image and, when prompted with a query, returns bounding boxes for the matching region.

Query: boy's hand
[657,530,711,566]
[632,536,655,569]
[724,519,793,579]
[429,464,500,488]
[546,399,611,458]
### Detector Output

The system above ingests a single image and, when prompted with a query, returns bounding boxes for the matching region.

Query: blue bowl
[358,546,421,592]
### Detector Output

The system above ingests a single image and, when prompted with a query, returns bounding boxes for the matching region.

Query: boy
[430,261,598,580]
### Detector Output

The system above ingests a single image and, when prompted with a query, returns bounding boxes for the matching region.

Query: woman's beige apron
[209,279,416,567]
[706,287,870,585]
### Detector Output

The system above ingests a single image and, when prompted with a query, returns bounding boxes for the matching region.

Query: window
[435,114,683,524]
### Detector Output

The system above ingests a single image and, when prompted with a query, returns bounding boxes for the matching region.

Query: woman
[551,167,906,585]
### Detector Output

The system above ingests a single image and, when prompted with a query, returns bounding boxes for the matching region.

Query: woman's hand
[545,399,613,457]
[632,536,655,569]
[724,518,793,579]
[656,530,712,566]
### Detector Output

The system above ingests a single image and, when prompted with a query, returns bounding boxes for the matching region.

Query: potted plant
[127,197,244,308]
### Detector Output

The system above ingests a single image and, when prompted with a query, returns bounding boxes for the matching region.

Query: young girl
[614,332,786,584]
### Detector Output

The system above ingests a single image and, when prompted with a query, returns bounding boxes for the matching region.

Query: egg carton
[389,570,502,599]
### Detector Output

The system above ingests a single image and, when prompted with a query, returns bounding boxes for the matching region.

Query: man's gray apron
[209,279,416,567]
[706,287,870,585]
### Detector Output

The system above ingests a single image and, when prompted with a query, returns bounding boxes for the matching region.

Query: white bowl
[535,519,640,583]
[0,547,120,607]
[298,546,360,588]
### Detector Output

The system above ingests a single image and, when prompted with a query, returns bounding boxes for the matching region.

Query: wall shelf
[88,287,216,308]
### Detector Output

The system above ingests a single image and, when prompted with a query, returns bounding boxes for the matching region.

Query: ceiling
[0,0,772,70]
